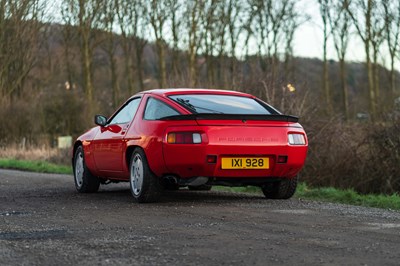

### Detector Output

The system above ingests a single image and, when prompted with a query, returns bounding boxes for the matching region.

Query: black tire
[261,176,298,199]
[188,184,212,191]
[129,148,163,203]
[73,146,100,193]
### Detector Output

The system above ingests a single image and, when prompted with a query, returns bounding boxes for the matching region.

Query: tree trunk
[135,46,144,92]
[322,21,332,115]
[373,47,380,101]
[81,36,93,111]
[390,59,395,95]
[340,58,349,120]
[110,53,119,108]
[121,39,134,95]
[365,42,376,121]
[188,48,196,87]
[157,41,166,88]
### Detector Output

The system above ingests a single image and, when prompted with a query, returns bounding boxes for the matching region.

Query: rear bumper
[161,144,307,180]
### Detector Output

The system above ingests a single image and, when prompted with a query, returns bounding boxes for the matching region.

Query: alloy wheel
[131,153,144,196]
[75,151,84,189]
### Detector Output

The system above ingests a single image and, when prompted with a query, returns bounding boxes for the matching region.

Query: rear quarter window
[144,97,180,120]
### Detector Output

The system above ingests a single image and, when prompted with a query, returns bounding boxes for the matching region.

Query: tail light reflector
[277,155,288,164]
[206,155,217,164]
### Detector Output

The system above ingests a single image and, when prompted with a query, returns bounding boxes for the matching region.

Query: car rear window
[169,94,277,114]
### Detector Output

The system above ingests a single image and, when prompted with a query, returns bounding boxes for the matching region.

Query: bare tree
[248,0,296,101]
[328,0,351,120]
[318,0,333,115]
[101,0,120,108]
[184,0,205,87]
[248,0,270,72]
[116,0,133,94]
[383,0,400,95]
[369,2,385,103]
[202,0,237,87]
[116,0,148,93]
[225,0,244,87]
[0,0,45,101]
[149,0,167,88]
[62,0,103,112]
[282,1,307,81]
[213,1,230,87]
[61,4,79,93]
[344,0,377,121]
[202,0,219,86]
[166,0,182,77]
[267,1,293,86]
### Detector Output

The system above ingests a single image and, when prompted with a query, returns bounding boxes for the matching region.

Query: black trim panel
[160,114,299,123]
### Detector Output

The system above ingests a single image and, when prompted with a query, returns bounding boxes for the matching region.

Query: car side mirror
[94,115,108,127]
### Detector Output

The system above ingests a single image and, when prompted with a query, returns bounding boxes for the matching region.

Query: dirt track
[1,169,400,265]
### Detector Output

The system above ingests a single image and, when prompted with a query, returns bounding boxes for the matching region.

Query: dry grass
[0,146,71,166]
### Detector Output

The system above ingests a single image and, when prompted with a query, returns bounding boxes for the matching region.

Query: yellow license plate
[221,157,269,169]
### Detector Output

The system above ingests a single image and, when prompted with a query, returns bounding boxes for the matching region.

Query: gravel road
[1,169,400,265]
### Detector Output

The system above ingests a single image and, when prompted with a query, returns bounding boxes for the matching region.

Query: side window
[144,97,179,120]
[109,98,141,124]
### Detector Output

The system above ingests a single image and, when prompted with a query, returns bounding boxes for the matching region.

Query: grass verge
[213,183,400,211]
[0,158,72,175]
[1,159,399,211]
[295,183,400,210]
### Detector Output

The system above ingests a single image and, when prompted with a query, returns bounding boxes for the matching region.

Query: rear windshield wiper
[176,98,197,112]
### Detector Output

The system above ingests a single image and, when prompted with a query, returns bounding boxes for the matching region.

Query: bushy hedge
[302,117,400,194]
[0,89,87,148]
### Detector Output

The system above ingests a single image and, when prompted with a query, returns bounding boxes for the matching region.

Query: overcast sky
[295,0,363,61]
[294,0,399,70]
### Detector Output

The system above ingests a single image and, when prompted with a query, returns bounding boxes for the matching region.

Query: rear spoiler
[160,114,299,122]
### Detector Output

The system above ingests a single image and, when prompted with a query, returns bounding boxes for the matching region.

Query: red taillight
[167,132,202,144]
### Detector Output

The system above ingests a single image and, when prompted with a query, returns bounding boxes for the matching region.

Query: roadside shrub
[41,88,88,141]
[0,100,41,147]
[302,117,400,194]
[365,118,400,194]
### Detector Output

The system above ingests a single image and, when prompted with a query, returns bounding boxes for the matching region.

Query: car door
[92,97,141,173]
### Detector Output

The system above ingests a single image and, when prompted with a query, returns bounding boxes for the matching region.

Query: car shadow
[95,183,265,204]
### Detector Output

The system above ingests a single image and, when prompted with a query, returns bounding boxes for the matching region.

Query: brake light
[167,132,202,144]
[288,133,306,145]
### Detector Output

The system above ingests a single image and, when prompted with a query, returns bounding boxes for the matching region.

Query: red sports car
[72,89,308,203]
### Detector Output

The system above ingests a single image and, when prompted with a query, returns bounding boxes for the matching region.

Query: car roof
[134,88,255,98]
